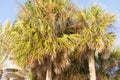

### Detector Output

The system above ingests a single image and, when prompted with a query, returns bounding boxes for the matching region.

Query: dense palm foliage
[0,0,117,80]
[76,5,116,80]
[94,47,120,80]
[1,0,79,80]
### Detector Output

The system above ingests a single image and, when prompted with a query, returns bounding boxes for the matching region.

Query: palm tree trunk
[88,50,96,80]
[46,59,52,80]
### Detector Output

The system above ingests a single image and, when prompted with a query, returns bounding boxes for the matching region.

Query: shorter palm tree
[95,47,120,80]
[76,5,116,80]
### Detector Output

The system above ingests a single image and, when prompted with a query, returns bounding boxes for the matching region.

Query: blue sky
[0,0,120,45]
[0,0,25,24]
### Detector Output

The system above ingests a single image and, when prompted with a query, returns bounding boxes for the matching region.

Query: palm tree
[76,5,116,80]
[0,0,79,80]
[95,47,120,80]
[109,47,120,80]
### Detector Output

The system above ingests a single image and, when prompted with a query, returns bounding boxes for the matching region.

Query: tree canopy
[0,0,118,80]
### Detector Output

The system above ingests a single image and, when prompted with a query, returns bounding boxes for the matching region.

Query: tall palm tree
[0,0,79,80]
[76,5,116,80]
